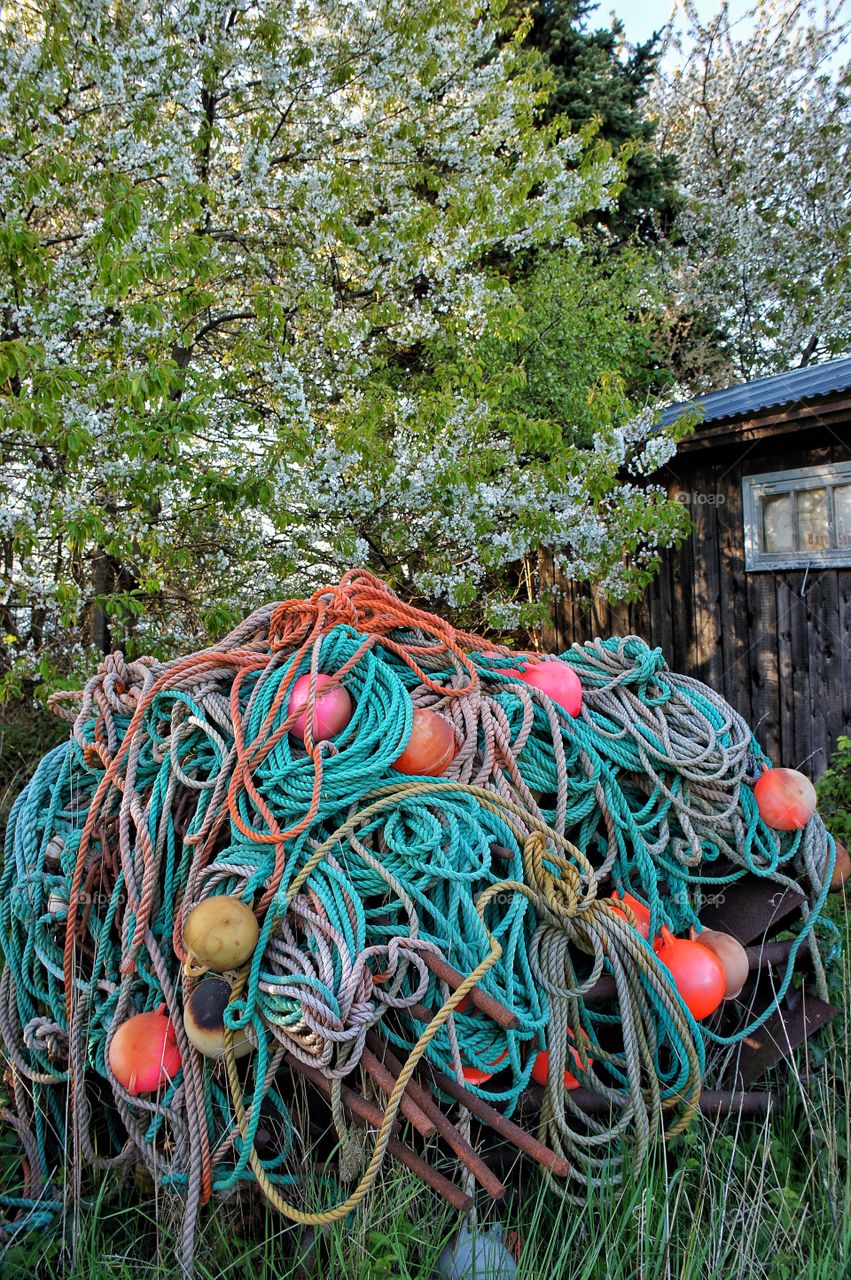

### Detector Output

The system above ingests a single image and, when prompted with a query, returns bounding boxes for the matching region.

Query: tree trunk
[89,551,115,654]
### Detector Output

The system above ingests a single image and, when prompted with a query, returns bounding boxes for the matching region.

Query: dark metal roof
[658,355,851,427]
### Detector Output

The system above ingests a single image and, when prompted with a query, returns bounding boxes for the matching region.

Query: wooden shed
[544,357,851,777]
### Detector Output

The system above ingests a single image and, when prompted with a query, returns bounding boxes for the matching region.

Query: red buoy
[753,767,817,831]
[461,1047,508,1085]
[530,1042,587,1089]
[392,707,457,776]
[530,1029,592,1087]
[108,1006,181,1095]
[654,927,726,1021]
[610,891,652,939]
[287,673,353,743]
[519,661,582,717]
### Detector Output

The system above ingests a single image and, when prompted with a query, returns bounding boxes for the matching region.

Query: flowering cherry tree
[0,0,687,694]
[651,0,851,386]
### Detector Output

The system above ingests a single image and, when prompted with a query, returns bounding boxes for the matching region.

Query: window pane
[797,487,829,551]
[835,485,851,548]
[762,493,794,552]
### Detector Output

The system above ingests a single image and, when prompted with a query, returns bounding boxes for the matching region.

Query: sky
[610,0,850,70]
[611,0,851,48]
[608,0,753,47]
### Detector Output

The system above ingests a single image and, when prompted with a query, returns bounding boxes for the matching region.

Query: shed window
[743,462,851,570]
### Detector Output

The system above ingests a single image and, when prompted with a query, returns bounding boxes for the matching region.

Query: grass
[1,708,848,1277]
[2,1087,849,1279]
[2,974,849,1280]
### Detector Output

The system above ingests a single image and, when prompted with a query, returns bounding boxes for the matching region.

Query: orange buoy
[392,707,457,776]
[461,1047,508,1085]
[610,891,652,939]
[530,1038,589,1089]
[108,1006,181,1095]
[753,767,817,830]
[654,927,726,1020]
[693,928,749,999]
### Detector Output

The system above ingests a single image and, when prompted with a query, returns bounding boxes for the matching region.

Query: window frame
[742,460,851,571]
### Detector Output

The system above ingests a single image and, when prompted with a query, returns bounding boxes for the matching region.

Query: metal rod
[408,1001,442,1024]
[360,1047,437,1140]
[418,951,520,1030]
[284,1052,472,1212]
[366,1031,507,1201]
[421,1062,570,1177]
[522,1084,775,1118]
[744,938,814,971]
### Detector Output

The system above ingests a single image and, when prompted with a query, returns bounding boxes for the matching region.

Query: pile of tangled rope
[0,570,840,1273]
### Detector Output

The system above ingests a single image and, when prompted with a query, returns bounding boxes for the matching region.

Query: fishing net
[0,570,840,1271]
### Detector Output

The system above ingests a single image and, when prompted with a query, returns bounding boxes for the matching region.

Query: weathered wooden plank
[687,459,723,685]
[654,550,675,661]
[787,442,837,768]
[773,568,796,768]
[569,581,589,646]
[591,585,611,642]
[715,460,753,728]
[665,469,695,674]
[675,399,851,449]
[673,524,696,676]
[538,547,562,651]
[726,987,839,1087]
[680,460,711,686]
[785,570,814,772]
[745,567,781,762]
[828,417,851,748]
[616,604,631,644]
[806,569,839,776]
[836,568,851,759]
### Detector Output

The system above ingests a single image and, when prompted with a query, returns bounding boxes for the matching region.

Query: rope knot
[269,586,360,649]
[522,831,583,921]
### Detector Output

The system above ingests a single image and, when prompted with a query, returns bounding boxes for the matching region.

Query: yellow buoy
[182,896,259,976]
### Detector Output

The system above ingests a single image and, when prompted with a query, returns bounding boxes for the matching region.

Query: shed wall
[543,421,851,776]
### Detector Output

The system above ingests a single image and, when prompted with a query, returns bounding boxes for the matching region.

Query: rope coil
[0,571,838,1269]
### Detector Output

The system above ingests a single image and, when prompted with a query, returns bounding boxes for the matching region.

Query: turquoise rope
[0,626,838,1234]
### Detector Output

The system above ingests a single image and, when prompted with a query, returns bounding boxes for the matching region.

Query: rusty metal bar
[417,952,520,1030]
[744,938,814,971]
[360,1047,437,1140]
[567,1086,775,1117]
[421,1062,569,1177]
[365,1031,507,1201]
[696,1090,776,1116]
[284,1052,472,1212]
[408,1001,444,1025]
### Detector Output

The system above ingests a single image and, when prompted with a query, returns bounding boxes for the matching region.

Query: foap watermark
[675,490,726,506]
[695,890,727,910]
[47,888,126,913]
